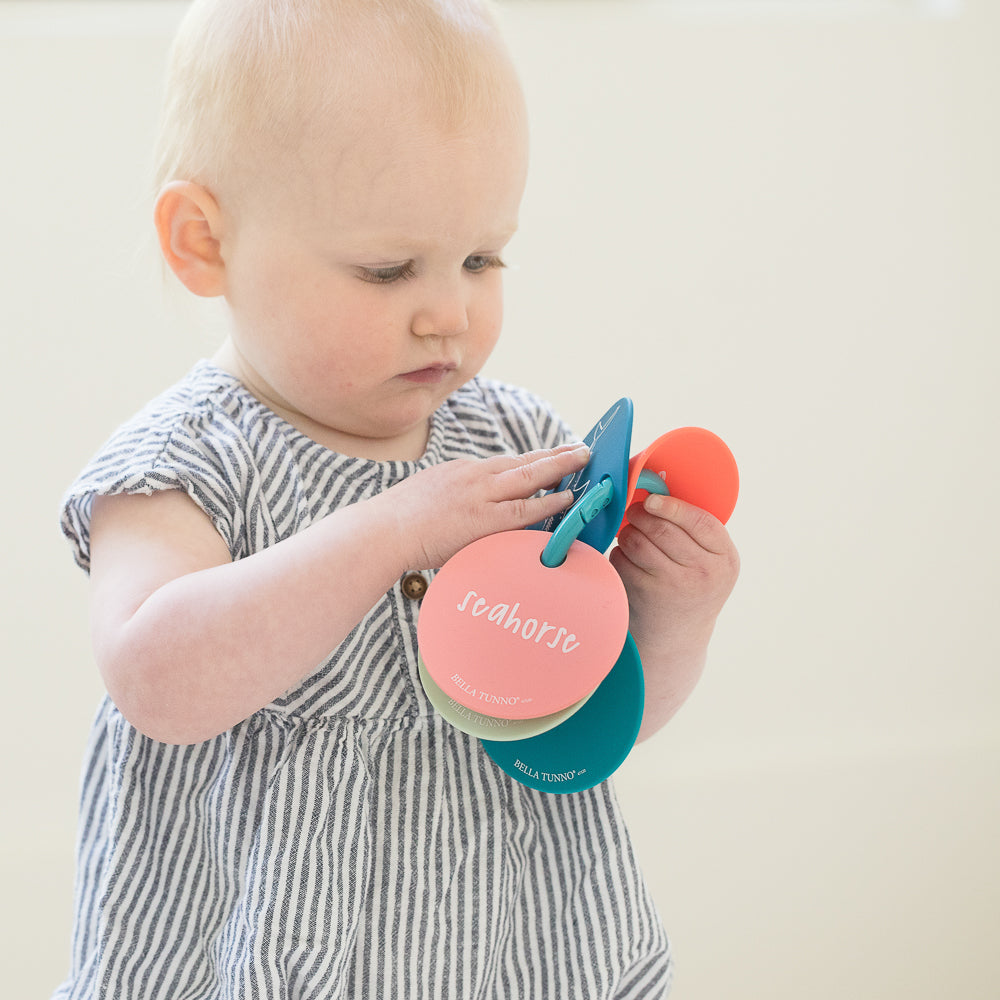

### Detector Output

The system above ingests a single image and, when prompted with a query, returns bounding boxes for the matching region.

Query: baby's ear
[154,181,226,297]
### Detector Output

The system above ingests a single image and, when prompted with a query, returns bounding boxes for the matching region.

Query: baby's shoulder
[79,361,267,483]
[62,363,257,571]
[109,361,246,447]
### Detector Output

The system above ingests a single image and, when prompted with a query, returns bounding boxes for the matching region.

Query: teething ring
[621,426,739,529]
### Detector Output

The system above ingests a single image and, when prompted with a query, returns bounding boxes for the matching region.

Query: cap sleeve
[61,389,242,574]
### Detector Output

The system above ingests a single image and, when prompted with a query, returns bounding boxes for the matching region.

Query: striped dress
[55,361,672,1000]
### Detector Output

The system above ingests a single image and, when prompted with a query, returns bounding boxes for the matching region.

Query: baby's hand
[610,493,740,654]
[387,443,590,569]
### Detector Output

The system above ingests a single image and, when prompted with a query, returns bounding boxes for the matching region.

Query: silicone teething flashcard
[418,656,596,741]
[532,398,635,555]
[481,631,644,794]
[622,426,739,527]
[417,396,740,794]
[417,529,629,720]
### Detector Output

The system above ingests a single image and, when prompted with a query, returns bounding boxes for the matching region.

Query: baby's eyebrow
[352,224,520,256]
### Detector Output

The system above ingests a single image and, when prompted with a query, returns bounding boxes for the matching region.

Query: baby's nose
[411,284,470,338]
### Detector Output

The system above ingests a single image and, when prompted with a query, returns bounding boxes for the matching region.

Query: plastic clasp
[540,469,670,569]
[635,469,671,497]
[541,477,616,568]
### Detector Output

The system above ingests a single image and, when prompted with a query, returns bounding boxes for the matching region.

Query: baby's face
[215,92,529,460]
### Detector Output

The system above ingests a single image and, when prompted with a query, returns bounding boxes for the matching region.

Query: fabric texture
[55,361,672,999]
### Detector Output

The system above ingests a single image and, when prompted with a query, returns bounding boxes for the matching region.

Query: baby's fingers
[492,442,590,499]
[640,495,729,550]
[621,494,732,571]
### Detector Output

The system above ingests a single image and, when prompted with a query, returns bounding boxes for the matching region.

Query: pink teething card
[417,529,629,719]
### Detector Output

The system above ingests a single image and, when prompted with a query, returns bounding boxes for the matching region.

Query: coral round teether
[623,426,739,526]
[417,529,629,720]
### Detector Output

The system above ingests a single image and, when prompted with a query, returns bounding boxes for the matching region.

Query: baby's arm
[89,443,589,745]
[609,493,740,743]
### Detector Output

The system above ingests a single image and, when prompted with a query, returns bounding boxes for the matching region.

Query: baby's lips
[619,427,739,531]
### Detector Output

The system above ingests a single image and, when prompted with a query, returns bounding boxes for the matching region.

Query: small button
[401,572,428,601]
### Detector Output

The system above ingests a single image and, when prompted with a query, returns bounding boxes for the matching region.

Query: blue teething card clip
[541,470,668,569]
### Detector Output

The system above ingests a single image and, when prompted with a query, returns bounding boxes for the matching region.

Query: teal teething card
[532,398,634,554]
[480,631,644,794]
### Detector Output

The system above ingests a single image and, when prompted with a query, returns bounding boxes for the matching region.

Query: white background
[2,1,997,997]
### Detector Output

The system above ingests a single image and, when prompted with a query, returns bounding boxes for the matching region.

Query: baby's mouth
[399,363,458,384]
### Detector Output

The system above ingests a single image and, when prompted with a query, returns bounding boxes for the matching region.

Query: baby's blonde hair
[153,0,520,195]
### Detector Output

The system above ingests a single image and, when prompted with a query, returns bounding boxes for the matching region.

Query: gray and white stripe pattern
[55,362,672,999]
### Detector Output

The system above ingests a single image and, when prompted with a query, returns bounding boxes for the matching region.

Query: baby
[55,2,738,998]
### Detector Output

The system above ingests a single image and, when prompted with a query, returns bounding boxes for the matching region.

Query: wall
[2,2,996,997]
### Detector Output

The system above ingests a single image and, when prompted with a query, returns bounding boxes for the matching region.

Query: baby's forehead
[308,8,523,131]
[272,20,527,176]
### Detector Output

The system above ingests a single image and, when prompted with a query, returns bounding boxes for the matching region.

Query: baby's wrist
[631,611,716,662]
[364,488,429,576]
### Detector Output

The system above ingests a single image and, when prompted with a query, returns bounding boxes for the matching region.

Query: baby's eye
[463,255,506,274]
[356,261,416,285]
